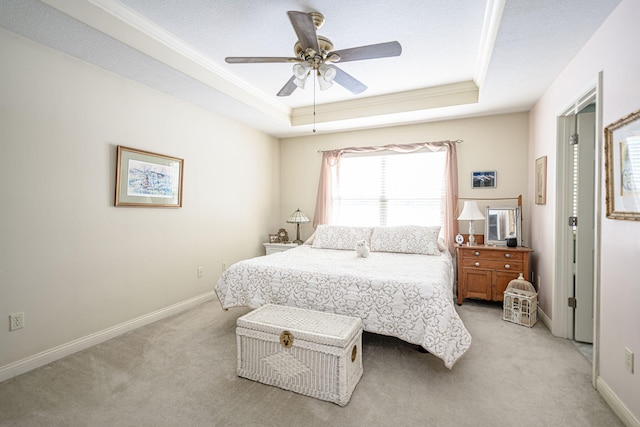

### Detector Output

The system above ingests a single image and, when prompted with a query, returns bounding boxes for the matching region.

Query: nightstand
[263,242,298,255]
[456,245,533,305]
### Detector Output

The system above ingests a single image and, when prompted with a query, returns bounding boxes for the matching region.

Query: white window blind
[332,150,447,227]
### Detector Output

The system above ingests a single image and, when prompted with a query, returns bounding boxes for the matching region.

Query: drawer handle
[474,251,480,256]
[505,253,511,258]
[475,262,480,267]
[505,264,511,269]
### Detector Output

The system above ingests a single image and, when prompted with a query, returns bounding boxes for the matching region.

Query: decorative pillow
[370,225,442,255]
[303,232,315,245]
[311,225,373,250]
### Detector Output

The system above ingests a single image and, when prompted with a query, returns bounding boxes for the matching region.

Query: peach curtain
[313,141,459,254]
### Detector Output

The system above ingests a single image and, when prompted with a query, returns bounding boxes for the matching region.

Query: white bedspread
[215,245,471,368]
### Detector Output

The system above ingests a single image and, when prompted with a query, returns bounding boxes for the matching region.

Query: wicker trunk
[236,304,363,406]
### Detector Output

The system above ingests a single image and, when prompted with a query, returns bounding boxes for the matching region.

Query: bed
[215,225,471,369]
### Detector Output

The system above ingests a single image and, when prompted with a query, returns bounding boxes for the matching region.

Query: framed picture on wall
[605,108,640,221]
[535,156,547,205]
[471,171,496,188]
[115,146,184,207]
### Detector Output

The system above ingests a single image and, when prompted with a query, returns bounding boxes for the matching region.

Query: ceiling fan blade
[333,66,367,94]
[287,11,320,54]
[225,57,298,64]
[331,41,402,63]
[277,76,298,97]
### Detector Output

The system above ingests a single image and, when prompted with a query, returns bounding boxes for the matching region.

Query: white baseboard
[0,291,215,383]
[538,307,638,425]
[597,376,640,427]
[538,305,552,330]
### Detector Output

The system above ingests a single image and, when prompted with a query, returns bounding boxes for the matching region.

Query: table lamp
[286,209,310,244]
[457,201,485,246]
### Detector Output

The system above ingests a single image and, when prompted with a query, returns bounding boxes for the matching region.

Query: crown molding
[290,81,479,126]
[474,0,506,91]
[40,0,291,122]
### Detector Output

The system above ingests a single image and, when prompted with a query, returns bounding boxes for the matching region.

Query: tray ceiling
[0,0,621,137]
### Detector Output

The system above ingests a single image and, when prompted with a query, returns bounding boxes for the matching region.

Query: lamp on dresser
[286,209,310,244]
[457,201,485,246]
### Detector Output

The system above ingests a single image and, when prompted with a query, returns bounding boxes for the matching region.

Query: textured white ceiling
[117,0,485,105]
[0,0,622,138]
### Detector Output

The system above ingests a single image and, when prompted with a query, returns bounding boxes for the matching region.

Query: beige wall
[529,0,639,421]
[0,30,280,371]
[280,113,530,245]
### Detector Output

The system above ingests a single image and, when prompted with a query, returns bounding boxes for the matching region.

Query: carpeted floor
[0,299,623,427]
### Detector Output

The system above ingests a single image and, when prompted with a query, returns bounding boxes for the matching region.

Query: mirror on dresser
[484,206,521,246]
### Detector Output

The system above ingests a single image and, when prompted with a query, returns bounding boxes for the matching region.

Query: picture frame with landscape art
[115,146,184,207]
[471,171,496,188]
[605,108,640,221]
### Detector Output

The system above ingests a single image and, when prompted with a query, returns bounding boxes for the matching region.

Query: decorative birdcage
[503,273,537,327]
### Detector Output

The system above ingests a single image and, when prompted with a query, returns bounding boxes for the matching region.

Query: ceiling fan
[225,11,402,97]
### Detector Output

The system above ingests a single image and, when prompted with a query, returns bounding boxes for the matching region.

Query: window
[332,150,447,227]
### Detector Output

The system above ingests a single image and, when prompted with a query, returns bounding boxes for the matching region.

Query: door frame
[553,73,603,387]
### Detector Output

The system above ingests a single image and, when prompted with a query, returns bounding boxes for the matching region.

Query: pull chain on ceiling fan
[225,11,402,98]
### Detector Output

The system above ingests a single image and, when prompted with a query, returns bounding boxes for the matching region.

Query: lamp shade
[319,64,336,82]
[293,63,309,79]
[457,201,485,221]
[292,63,310,89]
[286,209,310,224]
[317,76,333,91]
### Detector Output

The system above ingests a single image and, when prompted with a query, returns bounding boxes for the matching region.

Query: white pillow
[303,232,315,245]
[311,225,373,250]
[370,225,442,255]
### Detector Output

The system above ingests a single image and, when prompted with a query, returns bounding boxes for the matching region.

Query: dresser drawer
[459,249,524,261]
[461,258,524,272]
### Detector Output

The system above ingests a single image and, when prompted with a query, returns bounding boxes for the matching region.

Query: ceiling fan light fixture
[292,62,310,88]
[319,63,336,82]
[226,11,402,99]
[294,77,307,89]
[292,63,309,79]
[317,75,333,91]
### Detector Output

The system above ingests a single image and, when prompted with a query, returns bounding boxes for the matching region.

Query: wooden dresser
[456,245,533,305]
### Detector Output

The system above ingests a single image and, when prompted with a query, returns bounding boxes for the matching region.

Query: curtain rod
[317,139,463,153]
[457,196,520,201]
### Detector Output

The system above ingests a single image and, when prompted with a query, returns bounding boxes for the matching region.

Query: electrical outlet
[221,261,227,272]
[197,267,204,278]
[625,348,634,373]
[10,312,24,331]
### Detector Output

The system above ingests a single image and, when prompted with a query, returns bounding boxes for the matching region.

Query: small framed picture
[115,146,183,207]
[472,171,496,188]
[535,156,547,205]
[268,234,280,243]
[277,228,289,243]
